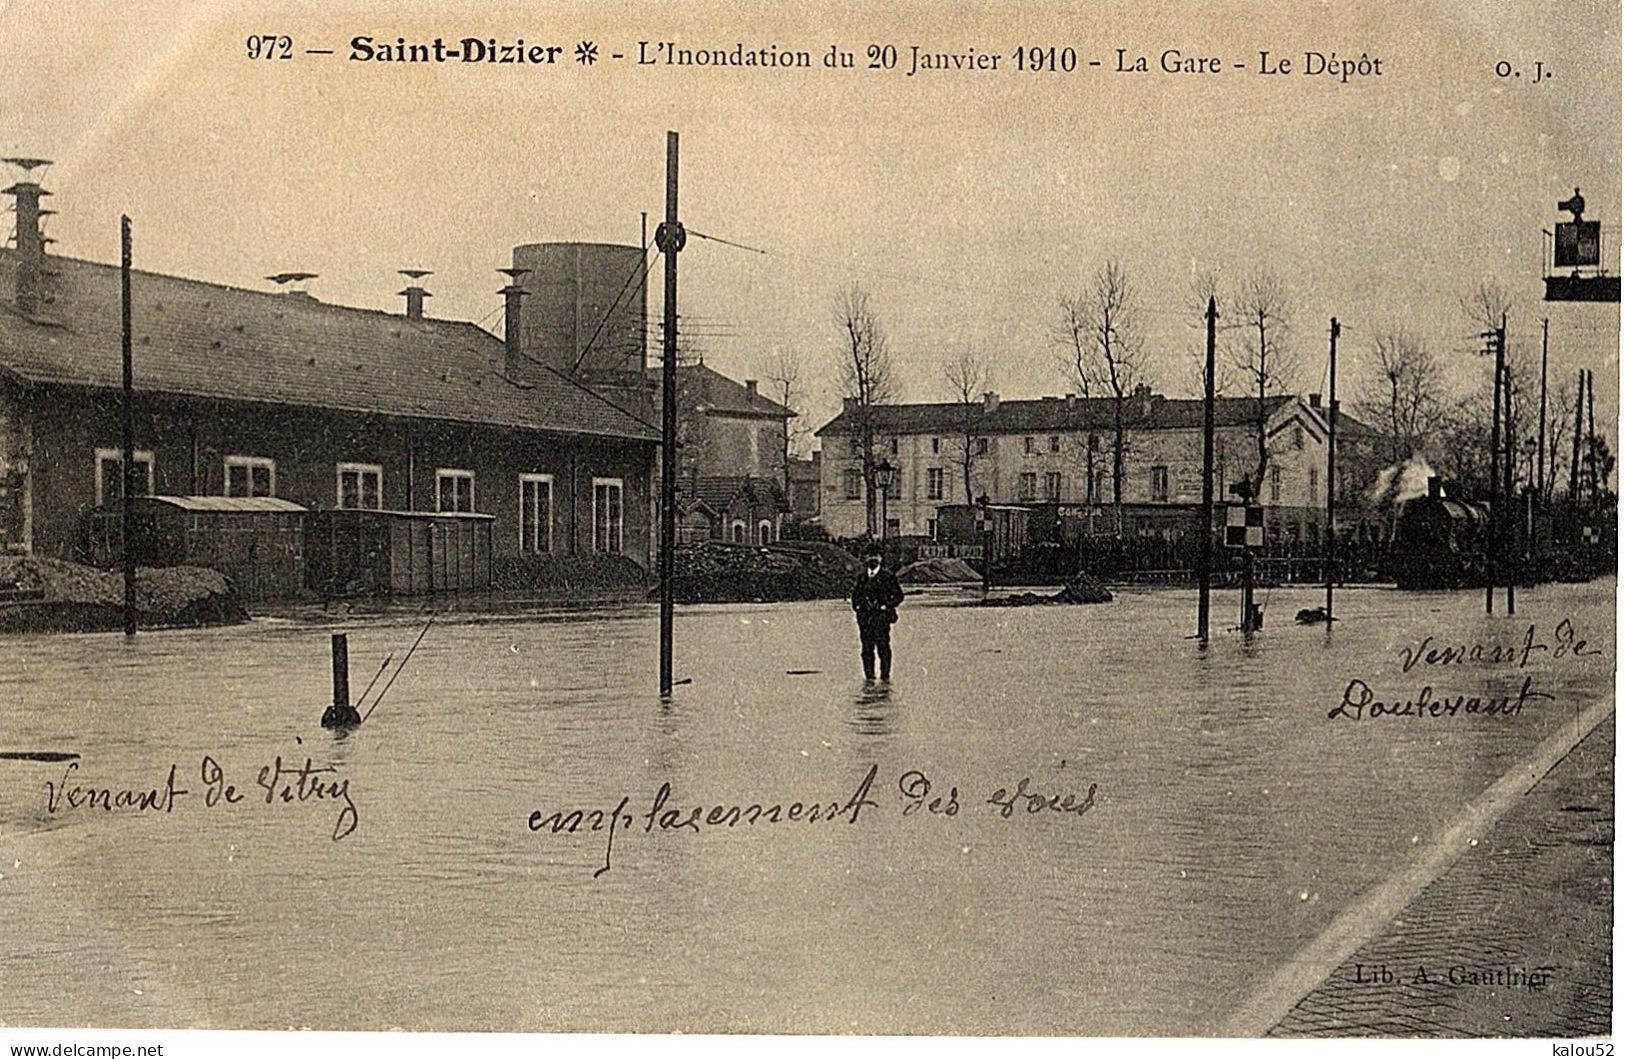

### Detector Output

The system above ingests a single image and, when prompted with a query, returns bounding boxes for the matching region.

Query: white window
[927,468,945,500]
[1269,466,1283,504]
[888,437,898,455]
[336,463,383,510]
[1049,436,1060,453]
[1023,436,1035,454]
[1293,425,1305,450]
[975,437,989,456]
[1045,471,1062,501]
[1308,467,1319,505]
[1018,472,1037,500]
[436,469,474,513]
[520,473,553,553]
[94,448,154,506]
[731,520,746,544]
[930,437,941,454]
[926,517,939,540]
[593,477,624,554]
[224,455,275,498]
[756,519,772,544]
[844,469,863,500]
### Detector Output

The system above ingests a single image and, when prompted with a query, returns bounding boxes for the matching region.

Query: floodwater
[0,580,1615,1034]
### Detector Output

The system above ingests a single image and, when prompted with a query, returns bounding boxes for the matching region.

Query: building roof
[143,495,308,513]
[814,393,1300,436]
[678,474,789,513]
[0,250,659,443]
[649,362,794,419]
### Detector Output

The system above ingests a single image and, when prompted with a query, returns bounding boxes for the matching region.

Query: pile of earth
[897,556,983,584]
[977,571,1113,607]
[663,541,862,604]
[0,557,248,633]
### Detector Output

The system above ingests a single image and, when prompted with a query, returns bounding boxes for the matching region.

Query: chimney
[842,396,857,413]
[983,391,1000,413]
[398,269,432,321]
[1133,381,1154,420]
[745,379,758,400]
[1308,392,1321,409]
[1427,476,1441,500]
[1065,392,1077,411]
[4,158,53,315]
[499,267,531,377]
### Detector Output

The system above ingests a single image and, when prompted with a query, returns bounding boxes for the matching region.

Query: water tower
[511,242,648,382]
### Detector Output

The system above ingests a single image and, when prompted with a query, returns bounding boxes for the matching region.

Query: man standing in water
[851,543,904,682]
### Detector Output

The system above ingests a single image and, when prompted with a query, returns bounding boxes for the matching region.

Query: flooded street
[0,581,1615,1034]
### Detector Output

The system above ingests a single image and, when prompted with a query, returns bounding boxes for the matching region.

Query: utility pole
[1325,317,1339,624]
[121,216,137,638]
[1486,321,1503,615]
[1197,295,1217,642]
[1537,317,1549,497]
[1503,344,1515,614]
[656,132,685,698]
[1571,368,1585,501]
[1586,369,1598,509]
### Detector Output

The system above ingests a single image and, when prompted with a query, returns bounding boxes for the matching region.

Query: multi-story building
[814,385,1361,542]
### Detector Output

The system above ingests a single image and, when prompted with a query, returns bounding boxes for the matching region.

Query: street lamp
[874,458,896,544]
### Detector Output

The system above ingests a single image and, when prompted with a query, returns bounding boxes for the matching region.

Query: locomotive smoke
[1366,456,1436,510]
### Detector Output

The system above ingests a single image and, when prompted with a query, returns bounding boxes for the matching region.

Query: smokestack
[745,379,758,400]
[983,391,1000,413]
[1427,476,1441,500]
[4,157,54,315]
[398,269,432,321]
[499,267,531,378]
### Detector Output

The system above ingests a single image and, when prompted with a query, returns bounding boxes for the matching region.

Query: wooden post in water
[331,633,350,708]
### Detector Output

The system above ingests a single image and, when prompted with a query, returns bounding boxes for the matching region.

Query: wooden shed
[85,495,308,602]
[307,509,495,597]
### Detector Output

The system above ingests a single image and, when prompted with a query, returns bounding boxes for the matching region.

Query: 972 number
[246,35,293,60]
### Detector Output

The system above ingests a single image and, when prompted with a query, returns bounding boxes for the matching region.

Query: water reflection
[847,680,898,738]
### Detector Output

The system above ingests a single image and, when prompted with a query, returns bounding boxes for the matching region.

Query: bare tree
[764,349,808,500]
[1228,270,1296,491]
[1061,260,1145,533]
[834,285,896,536]
[1545,375,1575,503]
[1360,328,1442,463]
[1460,279,1514,334]
[942,349,991,505]
[1056,296,1101,523]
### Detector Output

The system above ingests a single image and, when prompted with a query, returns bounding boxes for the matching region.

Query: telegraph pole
[1502,341,1514,614]
[1537,317,1549,497]
[1486,322,1503,615]
[656,132,685,698]
[121,216,137,638]
[1571,368,1585,501]
[1586,369,1598,509]
[1196,295,1217,642]
[1325,317,1339,623]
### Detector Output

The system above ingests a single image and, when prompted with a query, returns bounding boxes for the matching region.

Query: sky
[2,0,1619,446]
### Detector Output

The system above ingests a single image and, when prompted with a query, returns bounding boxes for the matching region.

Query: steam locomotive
[1388,477,1608,589]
